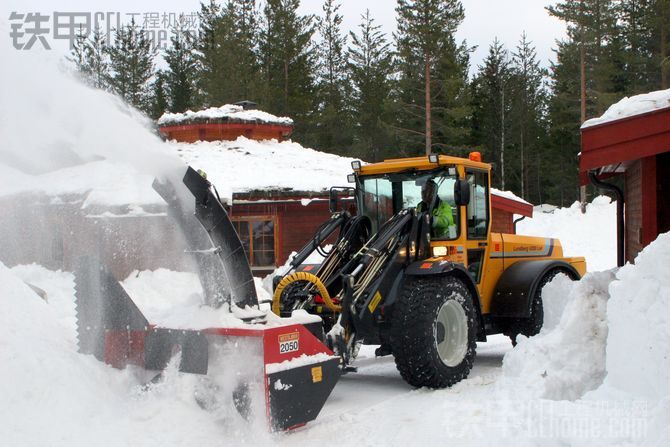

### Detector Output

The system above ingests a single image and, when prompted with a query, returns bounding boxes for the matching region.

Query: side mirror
[329,193,338,213]
[329,186,355,213]
[454,179,471,206]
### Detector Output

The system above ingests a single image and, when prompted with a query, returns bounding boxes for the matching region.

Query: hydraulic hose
[272,271,341,315]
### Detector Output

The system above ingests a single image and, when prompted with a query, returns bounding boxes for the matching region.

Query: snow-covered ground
[3,229,669,445]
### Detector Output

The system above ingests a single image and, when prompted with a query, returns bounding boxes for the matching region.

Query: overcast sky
[4,0,567,75]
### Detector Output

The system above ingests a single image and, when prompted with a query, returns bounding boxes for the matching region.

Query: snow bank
[171,138,357,201]
[0,262,278,446]
[599,232,670,399]
[582,88,670,128]
[158,104,293,126]
[500,270,614,401]
[517,196,616,272]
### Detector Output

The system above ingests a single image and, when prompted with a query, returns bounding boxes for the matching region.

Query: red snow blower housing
[74,167,339,431]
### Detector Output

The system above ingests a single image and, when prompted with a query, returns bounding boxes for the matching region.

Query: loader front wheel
[390,276,477,389]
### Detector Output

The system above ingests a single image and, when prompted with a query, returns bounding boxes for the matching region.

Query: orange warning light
[469,152,482,162]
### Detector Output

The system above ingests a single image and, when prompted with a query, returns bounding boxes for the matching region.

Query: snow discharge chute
[74,166,340,431]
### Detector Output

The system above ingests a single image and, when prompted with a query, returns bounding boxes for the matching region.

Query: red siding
[625,156,657,263]
[491,209,514,234]
[0,196,192,280]
[159,122,293,143]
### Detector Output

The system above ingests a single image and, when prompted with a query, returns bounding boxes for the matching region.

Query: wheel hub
[434,299,468,367]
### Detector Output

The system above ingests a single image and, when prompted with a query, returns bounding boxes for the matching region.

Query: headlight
[432,246,447,257]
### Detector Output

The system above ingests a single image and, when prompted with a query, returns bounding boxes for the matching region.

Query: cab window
[466,170,489,240]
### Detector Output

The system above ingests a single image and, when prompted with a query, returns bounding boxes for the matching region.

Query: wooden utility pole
[501,88,506,190]
[662,1,669,89]
[425,55,432,156]
[579,34,587,213]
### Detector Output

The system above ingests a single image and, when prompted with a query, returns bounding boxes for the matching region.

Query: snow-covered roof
[158,104,294,127]
[0,160,165,216]
[581,88,670,128]
[169,137,357,202]
[491,188,530,206]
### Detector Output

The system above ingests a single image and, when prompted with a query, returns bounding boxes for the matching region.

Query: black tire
[390,276,478,389]
[506,269,564,345]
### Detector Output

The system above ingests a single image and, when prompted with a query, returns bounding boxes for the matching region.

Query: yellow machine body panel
[426,234,585,314]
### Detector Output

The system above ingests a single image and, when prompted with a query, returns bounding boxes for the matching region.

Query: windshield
[358,169,459,240]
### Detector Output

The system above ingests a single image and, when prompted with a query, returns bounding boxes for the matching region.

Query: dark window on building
[232,217,276,267]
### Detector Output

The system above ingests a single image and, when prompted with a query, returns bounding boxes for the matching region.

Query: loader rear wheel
[506,269,568,346]
[390,276,477,389]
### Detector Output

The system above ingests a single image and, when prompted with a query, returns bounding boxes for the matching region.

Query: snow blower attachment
[74,167,339,431]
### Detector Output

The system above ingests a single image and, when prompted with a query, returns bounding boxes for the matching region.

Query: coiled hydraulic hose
[272,271,341,315]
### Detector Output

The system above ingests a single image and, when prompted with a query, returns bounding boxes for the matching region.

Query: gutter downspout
[513,215,526,234]
[588,170,625,267]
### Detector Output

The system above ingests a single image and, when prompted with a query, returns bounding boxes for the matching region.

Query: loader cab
[352,155,492,285]
[356,168,461,238]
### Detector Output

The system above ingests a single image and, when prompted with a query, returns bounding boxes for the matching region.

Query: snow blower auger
[74,167,340,432]
[273,154,588,389]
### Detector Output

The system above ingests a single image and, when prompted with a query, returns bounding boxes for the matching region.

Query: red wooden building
[158,102,293,143]
[580,101,670,264]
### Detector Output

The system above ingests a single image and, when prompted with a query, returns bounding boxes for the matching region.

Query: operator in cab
[416,179,455,238]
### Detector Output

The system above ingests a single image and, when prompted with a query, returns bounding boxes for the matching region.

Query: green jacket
[417,198,454,238]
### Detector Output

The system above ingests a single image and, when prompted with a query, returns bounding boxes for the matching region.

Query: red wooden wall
[159,122,293,143]
[625,156,658,262]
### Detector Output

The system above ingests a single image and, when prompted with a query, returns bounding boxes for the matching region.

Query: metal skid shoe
[74,259,341,431]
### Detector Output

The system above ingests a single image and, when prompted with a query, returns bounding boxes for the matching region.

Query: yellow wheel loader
[273,153,586,389]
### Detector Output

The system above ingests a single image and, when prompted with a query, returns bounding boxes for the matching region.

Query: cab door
[463,170,491,295]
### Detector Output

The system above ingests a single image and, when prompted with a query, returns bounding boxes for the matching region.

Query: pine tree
[547,0,619,118]
[315,0,352,154]
[509,33,549,202]
[235,0,262,100]
[259,0,316,142]
[164,18,198,113]
[546,39,582,206]
[106,19,156,112]
[149,71,169,120]
[68,26,110,90]
[197,0,262,105]
[471,39,512,189]
[547,0,619,207]
[348,9,394,161]
[394,0,469,155]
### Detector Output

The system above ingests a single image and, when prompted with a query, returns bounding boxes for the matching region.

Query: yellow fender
[272,272,341,315]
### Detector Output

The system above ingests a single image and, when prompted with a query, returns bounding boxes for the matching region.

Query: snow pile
[598,232,670,399]
[517,196,617,272]
[170,138,357,201]
[500,270,614,401]
[582,88,670,128]
[158,104,294,126]
[0,262,276,446]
